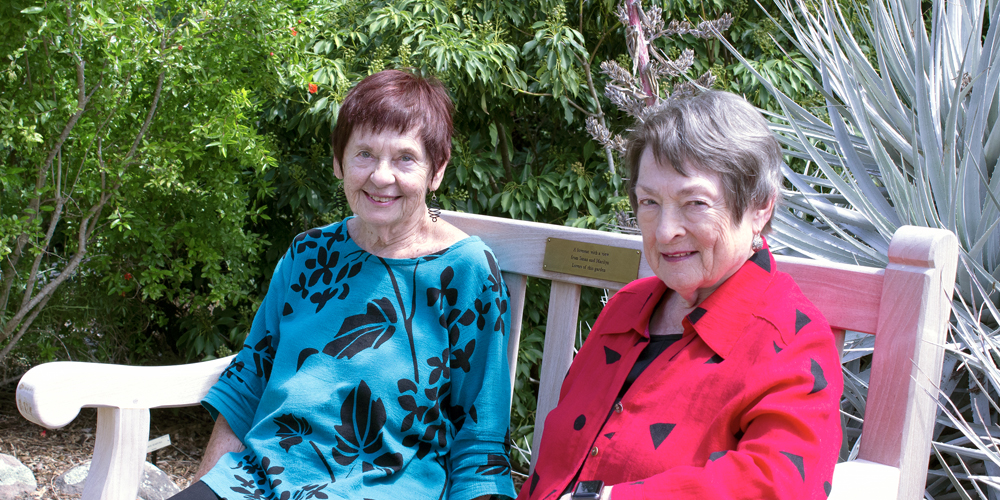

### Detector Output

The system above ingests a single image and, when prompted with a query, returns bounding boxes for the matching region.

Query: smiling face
[334,126,445,240]
[634,147,772,306]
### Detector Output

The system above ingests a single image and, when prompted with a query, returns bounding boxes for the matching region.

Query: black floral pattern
[321,298,397,360]
[252,332,277,383]
[484,251,502,294]
[476,454,512,476]
[274,414,313,452]
[221,358,248,386]
[440,308,476,346]
[291,273,309,299]
[309,288,338,312]
[427,267,459,309]
[306,248,339,287]
[493,297,508,335]
[207,222,513,498]
[450,339,475,373]
[474,299,492,330]
[229,452,287,498]
[427,349,451,384]
[330,381,403,478]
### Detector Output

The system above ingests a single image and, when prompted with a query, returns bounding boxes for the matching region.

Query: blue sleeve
[447,250,516,500]
[201,248,292,440]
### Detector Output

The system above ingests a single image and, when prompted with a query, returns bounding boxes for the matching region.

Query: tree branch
[19,155,70,312]
[126,68,166,161]
[0,180,113,347]
[497,121,514,184]
[0,73,138,355]
[579,50,617,179]
[0,292,53,363]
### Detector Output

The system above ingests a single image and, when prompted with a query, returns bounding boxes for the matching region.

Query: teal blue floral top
[202,218,516,500]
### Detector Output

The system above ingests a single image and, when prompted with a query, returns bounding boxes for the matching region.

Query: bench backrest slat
[442,212,958,498]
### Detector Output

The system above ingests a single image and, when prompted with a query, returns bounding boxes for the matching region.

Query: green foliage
[0,0,829,478]
[0,0,283,371]
[719,0,999,495]
[237,0,829,474]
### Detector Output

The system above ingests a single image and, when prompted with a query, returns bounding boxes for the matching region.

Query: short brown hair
[330,70,454,175]
[624,91,782,232]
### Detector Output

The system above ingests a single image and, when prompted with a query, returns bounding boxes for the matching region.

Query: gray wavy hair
[624,90,783,233]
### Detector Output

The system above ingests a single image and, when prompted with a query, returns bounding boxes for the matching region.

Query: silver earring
[428,192,441,222]
[751,233,764,252]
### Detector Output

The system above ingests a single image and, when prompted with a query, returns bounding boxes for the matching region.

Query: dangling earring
[428,192,441,222]
[751,233,764,253]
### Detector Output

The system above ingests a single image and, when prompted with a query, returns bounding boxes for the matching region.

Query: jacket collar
[599,238,777,359]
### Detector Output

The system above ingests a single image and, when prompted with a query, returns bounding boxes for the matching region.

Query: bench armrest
[16,355,234,429]
[16,356,234,500]
[829,459,901,500]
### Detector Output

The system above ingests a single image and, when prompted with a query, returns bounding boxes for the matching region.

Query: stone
[54,461,180,500]
[53,462,87,495]
[138,462,181,500]
[0,454,36,500]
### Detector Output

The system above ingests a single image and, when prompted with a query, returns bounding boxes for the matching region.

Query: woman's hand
[193,414,245,483]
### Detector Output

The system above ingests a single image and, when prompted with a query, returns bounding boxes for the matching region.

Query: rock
[138,462,181,500]
[54,461,180,500]
[0,453,37,500]
[53,462,87,495]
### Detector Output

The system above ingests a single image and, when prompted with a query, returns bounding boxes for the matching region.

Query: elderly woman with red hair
[169,70,517,500]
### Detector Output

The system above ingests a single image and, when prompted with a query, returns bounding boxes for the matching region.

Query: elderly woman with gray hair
[517,90,842,500]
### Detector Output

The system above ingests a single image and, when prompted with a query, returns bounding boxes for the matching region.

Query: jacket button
[590,446,599,456]
[614,402,623,413]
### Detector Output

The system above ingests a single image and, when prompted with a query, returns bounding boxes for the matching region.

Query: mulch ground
[0,389,214,498]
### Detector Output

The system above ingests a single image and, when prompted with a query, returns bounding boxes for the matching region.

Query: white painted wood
[529,280,582,476]
[442,211,650,290]
[16,356,232,500]
[82,407,149,500]
[503,271,527,403]
[14,214,959,500]
[858,227,958,500]
[828,459,901,500]
[16,356,233,429]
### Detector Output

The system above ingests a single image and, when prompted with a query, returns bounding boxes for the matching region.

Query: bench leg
[83,407,150,500]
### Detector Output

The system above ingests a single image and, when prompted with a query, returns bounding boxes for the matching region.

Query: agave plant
[718,0,999,496]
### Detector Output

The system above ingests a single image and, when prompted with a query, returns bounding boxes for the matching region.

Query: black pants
[168,481,223,500]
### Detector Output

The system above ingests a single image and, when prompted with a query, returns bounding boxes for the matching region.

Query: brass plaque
[542,237,641,284]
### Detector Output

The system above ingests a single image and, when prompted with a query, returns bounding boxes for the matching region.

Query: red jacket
[518,247,843,500]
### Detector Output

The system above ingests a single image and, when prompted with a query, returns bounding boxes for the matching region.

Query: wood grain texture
[82,407,149,500]
[442,211,649,290]
[16,356,233,429]
[859,227,958,500]
[503,271,527,403]
[775,256,884,334]
[529,280,582,476]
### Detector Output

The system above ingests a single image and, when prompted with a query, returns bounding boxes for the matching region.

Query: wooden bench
[16,210,958,500]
